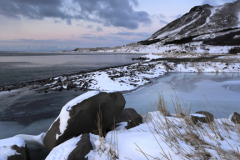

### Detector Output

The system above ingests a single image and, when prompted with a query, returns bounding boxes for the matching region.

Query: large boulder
[0,137,30,160]
[44,91,125,150]
[230,112,240,124]
[191,111,214,124]
[116,108,142,129]
[67,133,92,160]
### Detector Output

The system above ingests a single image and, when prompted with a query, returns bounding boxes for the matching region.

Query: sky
[0,0,238,52]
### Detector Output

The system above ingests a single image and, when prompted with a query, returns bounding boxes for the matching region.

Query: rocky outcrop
[44,91,126,150]
[191,111,214,124]
[230,112,240,124]
[138,1,240,46]
[67,133,92,160]
[116,108,143,129]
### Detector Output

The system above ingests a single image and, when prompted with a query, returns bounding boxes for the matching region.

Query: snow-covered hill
[76,1,240,54]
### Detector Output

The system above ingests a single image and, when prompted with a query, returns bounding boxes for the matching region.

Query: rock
[67,133,92,160]
[115,108,142,129]
[8,145,30,160]
[230,112,240,124]
[0,137,30,160]
[46,134,91,160]
[44,91,125,150]
[191,111,214,124]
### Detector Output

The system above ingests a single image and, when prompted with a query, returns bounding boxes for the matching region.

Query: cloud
[87,25,93,29]
[0,0,151,29]
[96,26,103,32]
[176,14,182,19]
[113,32,151,37]
[159,20,168,24]
[202,0,218,6]
[54,20,61,23]
[202,0,237,6]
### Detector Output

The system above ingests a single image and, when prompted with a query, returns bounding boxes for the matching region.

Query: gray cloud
[96,26,103,32]
[113,32,151,37]
[54,20,61,23]
[87,25,93,29]
[0,0,151,29]
[159,20,168,24]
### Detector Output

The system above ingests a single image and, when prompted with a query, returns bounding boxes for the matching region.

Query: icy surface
[0,137,25,160]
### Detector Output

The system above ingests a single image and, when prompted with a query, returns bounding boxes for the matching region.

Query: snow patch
[46,135,82,160]
[190,114,207,117]
[14,132,46,148]
[0,137,25,160]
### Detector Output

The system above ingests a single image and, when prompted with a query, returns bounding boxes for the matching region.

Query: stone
[191,111,214,124]
[67,133,92,160]
[115,108,142,129]
[44,92,125,150]
[8,145,30,160]
[0,137,30,160]
[230,112,240,124]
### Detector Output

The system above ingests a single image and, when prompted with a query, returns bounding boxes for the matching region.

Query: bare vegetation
[141,93,240,160]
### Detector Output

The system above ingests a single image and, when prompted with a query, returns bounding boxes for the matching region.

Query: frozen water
[124,72,240,118]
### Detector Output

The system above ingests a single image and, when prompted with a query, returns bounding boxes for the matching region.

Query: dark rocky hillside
[139,1,240,46]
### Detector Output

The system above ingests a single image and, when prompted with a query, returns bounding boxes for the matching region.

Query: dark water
[0,52,143,86]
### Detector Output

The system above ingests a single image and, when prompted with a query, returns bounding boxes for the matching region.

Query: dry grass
[141,93,240,160]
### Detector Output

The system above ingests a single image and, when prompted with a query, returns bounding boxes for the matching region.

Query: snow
[14,132,46,148]
[156,18,198,39]
[85,111,240,159]
[206,7,217,24]
[53,91,100,140]
[238,12,240,27]
[0,137,25,160]
[46,135,82,160]
[190,113,207,117]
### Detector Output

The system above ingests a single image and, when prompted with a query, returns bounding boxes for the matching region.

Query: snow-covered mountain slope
[81,1,240,54]
[139,1,240,46]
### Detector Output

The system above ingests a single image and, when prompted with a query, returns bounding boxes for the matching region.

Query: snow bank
[0,137,25,160]
[14,132,46,148]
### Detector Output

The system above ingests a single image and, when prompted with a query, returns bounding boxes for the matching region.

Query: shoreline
[1,53,240,93]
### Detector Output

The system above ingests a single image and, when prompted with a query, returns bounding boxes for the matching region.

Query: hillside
[75,1,240,54]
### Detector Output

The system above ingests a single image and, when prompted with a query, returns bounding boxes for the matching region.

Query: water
[1,72,239,140]
[0,52,143,86]
[125,72,240,118]
[0,52,240,159]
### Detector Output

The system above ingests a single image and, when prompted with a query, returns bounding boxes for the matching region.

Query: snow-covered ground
[44,110,240,160]
[45,53,240,92]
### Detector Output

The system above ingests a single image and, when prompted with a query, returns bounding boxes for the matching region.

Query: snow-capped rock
[43,91,126,150]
